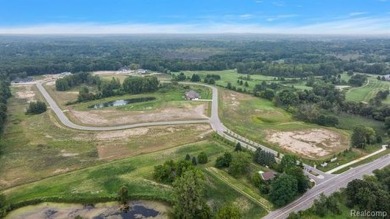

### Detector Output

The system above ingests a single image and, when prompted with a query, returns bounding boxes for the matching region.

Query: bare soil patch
[69,103,208,126]
[266,129,348,158]
[14,85,36,102]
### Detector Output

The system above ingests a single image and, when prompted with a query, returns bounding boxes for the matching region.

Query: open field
[93,71,172,83]
[0,85,213,189]
[346,75,390,103]
[44,82,212,126]
[178,70,312,91]
[3,140,267,218]
[219,88,350,159]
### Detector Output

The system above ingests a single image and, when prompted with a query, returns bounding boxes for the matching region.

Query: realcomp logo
[350,210,388,218]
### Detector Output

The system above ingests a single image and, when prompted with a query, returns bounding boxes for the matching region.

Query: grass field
[0,85,214,190]
[3,140,267,218]
[346,76,390,103]
[177,70,312,91]
[218,88,350,160]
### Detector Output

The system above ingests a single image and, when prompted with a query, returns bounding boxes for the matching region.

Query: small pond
[5,200,169,219]
[88,97,156,109]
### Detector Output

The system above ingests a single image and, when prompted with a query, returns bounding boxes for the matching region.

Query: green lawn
[346,76,390,103]
[3,140,267,219]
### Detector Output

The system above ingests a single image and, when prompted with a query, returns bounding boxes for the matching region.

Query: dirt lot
[14,84,36,102]
[69,103,208,126]
[266,129,349,158]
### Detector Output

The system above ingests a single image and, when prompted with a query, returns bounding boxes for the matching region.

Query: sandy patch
[266,129,346,158]
[53,168,70,174]
[96,128,149,140]
[14,85,36,102]
[69,103,208,126]
[60,150,79,157]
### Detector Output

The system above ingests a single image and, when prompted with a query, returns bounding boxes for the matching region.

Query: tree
[197,152,208,164]
[253,148,276,167]
[175,72,187,81]
[279,155,297,172]
[215,204,241,219]
[191,74,201,82]
[173,169,210,219]
[269,174,298,207]
[234,142,242,151]
[118,186,128,204]
[351,126,376,149]
[286,166,309,193]
[185,154,191,161]
[228,151,251,177]
[215,152,232,168]
[275,90,299,107]
[26,101,47,115]
[192,157,198,165]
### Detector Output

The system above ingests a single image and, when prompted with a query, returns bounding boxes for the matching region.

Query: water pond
[5,200,169,219]
[88,97,156,109]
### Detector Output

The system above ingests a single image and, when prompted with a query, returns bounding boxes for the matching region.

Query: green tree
[269,174,298,207]
[286,167,309,193]
[215,204,241,219]
[197,152,208,164]
[185,154,191,161]
[279,155,297,172]
[118,186,128,204]
[228,151,251,177]
[351,126,376,149]
[192,157,198,165]
[234,142,242,151]
[191,74,201,82]
[26,101,47,115]
[173,169,210,219]
[215,152,232,168]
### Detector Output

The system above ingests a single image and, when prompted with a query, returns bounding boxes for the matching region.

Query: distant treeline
[1,36,389,78]
[0,75,11,135]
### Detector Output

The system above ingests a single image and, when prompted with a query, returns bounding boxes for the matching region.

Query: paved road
[264,154,390,219]
[36,82,210,131]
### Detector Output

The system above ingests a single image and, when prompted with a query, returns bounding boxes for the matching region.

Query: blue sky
[0,0,389,34]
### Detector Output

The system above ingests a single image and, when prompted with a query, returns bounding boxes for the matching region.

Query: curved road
[35,80,390,219]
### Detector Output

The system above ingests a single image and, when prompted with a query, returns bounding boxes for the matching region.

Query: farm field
[0,85,213,189]
[2,140,267,219]
[218,88,351,160]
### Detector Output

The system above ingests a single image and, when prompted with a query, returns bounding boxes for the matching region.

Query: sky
[0,0,389,35]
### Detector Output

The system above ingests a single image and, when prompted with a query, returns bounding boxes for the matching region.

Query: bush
[197,152,208,164]
[26,101,47,115]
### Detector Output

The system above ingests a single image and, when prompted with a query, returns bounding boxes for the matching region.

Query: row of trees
[75,75,159,103]
[0,76,11,134]
[55,72,100,91]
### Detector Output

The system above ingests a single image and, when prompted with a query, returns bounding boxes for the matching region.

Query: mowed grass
[0,85,213,190]
[178,69,312,91]
[346,76,390,102]
[3,141,267,219]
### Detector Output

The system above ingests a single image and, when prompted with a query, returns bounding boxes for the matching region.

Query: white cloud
[266,14,298,22]
[348,12,367,17]
[0,16,389,35]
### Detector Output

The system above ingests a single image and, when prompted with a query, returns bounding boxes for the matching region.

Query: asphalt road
[264,154,390,219]
[35,81,390,219]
